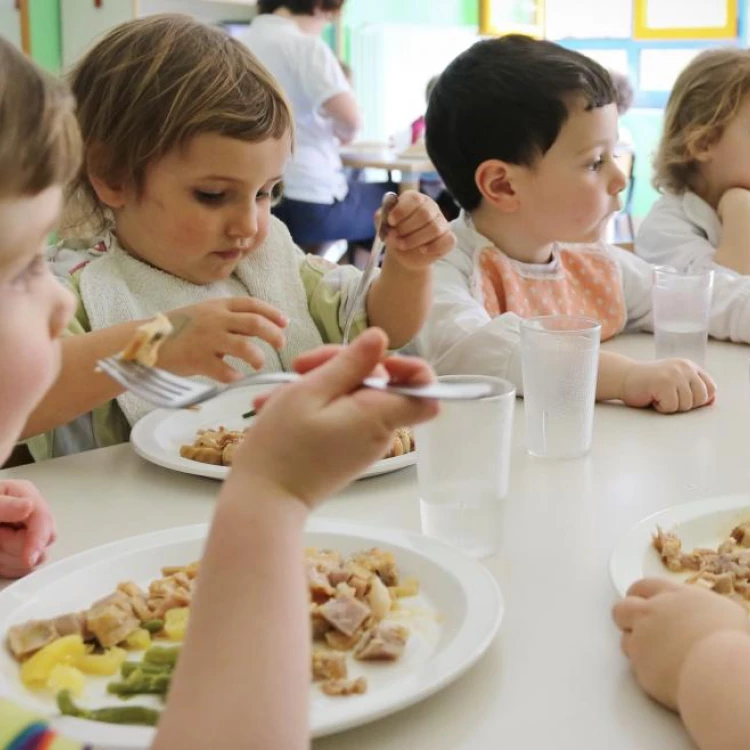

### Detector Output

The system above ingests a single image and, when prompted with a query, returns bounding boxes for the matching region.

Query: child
[417,36,750,414]
[637,48,750,276]
[0,37,439,748]
[613,578,750,750]
[23,14,453,461]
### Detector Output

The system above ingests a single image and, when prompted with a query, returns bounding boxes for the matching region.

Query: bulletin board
[479,0,545,39]
[634,0,737,40]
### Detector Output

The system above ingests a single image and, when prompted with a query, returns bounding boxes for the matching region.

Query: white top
[415,212,750,389]
[240,14,350,204]
[4,334,750,750]
[636,190,729,275]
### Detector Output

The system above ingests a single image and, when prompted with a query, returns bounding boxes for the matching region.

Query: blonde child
[418,36,750,413]
[637,48,750,276]
[614,579,750,750]
[0,37,439,748]
[24,14,452,460]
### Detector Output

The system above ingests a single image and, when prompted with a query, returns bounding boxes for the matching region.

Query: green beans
[57,690,161,727]
[121,660,173,678]
[143,645,180,667]
[107,670,171,697]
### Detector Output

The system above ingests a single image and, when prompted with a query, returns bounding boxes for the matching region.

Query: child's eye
[257,183,284,207]
[587,157,605,171]
[10,255,46,289]
[194,190,226,205]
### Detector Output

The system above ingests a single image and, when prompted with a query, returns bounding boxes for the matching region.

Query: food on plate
[306,546,415,697]
[119,313,173,367]
[180,426,415,467]
[5,547,420,726]
[653,520,750,607]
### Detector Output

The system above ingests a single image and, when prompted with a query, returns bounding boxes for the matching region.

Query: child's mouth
[213,249,242,261]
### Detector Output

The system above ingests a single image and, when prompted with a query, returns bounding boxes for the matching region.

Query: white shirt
[240,15,350,204]
[636,191,729,275]
[415,213,750,391]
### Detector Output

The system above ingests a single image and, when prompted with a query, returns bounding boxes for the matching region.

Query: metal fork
[342,191,399,345]
[97,357,496,410]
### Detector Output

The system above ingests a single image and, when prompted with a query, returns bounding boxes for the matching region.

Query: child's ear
[86,146,127,209]
[474,159,520,213]
[689,130,721,163]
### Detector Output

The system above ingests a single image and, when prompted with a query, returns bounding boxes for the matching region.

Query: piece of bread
[120,314,173,367]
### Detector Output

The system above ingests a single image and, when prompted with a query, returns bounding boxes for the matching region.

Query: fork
[342,191,399,345]
[97,357,497,410]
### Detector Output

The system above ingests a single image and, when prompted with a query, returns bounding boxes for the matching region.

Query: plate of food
[0,519,503,748]
[129,385,417,481]
[609,494,750,602]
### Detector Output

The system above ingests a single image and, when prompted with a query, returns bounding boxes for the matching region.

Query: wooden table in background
[340,145,434,193]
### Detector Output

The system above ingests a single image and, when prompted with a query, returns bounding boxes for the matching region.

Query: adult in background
[240,0,395,251]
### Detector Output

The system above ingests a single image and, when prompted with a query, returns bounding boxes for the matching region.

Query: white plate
[0,519,502,748]
[129,385,416,481]
[610,494,750,596]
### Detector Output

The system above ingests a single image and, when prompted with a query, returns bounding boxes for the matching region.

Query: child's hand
[0,480,56,578]
[613,578,750,710]
[230,328,439,507]
[621,359,716,413]
[157,298,289,383]
[382,191,455,270]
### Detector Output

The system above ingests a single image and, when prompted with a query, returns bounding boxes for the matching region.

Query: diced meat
[86,592,140,647]
[325,629,363,652]
[310,605,331,639]
[117,582,152,622]
[7,619,59,660]
[321,677,367,697]
[318,595,371,637]
[354,622,409,662]
[652,529,683,572]
[52,613,88,639]
[732,522,750,547]
[307,563,334,602]
[350,548,399,586]
[311,648,347,681]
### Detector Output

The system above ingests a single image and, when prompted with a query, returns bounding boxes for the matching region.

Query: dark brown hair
[258,0,345,14]
[0,39,80,198]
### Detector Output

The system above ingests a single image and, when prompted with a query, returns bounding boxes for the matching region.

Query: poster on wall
[634,0,737,40]
[545,0,631,39]
[479,0,545,38]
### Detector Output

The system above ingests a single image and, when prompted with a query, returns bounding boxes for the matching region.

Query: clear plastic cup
[520,316,601,459]
[652,267,714,367]
[415,375,516,559]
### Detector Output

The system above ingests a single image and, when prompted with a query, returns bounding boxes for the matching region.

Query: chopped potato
[123,628,151,651]
[20,635,87,689]
[75,646,127,676]
[389,577,420,599]
[47,664,85,696]
[164,607,189,641]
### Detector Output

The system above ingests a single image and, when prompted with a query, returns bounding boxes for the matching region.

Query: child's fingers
[293,344,390,380]
[620,631,632,658]
[626,577,682,599]
[612,596,650,632]
[391,222,447,253]
[0,551,36,579]
[0,496,33,525]
[381,354,435,385]
[344,386,439,434]
[226,297,290,328]
[0,526,25,555]
[688,374,709,409]
[699,370,717,404]
[22,508,55,568]
[390,203,442,239]
[301,328,389,403]
[227,313,287,352]
[222,334,269,371]
[383,190,420,227]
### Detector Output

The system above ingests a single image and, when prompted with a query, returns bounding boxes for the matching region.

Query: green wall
[29,0,62,72]
[343,0,477,26]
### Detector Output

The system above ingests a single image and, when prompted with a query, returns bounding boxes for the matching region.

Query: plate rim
[129,395,416,482]
[0,519,503,746]
[609,493,750,597]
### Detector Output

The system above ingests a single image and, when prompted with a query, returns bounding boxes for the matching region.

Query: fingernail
[29,550,40,567]
[281,314,290,326]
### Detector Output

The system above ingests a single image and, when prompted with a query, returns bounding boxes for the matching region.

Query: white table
[3,334,749,749]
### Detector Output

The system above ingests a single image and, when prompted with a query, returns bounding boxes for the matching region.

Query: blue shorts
[273,180,397,246]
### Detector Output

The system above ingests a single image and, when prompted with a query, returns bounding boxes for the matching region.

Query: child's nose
[610,161,629,195]
[50,279,76,339]
[228,201,259,240]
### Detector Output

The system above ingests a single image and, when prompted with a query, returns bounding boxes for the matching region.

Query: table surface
[340,145,433,173]
[3,333,749,750]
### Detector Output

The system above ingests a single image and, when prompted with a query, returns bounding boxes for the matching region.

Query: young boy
[416,35,750,414]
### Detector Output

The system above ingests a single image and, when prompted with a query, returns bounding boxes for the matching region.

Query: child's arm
[21,298,289,439]
[151,330,437,750]
[613,579,750,750]
[366,191,454,348]
[715,188,750,275]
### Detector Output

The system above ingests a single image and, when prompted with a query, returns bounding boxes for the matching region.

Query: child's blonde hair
[65,14,293,234]
[0,39,80,199]
[654,47,750,194]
